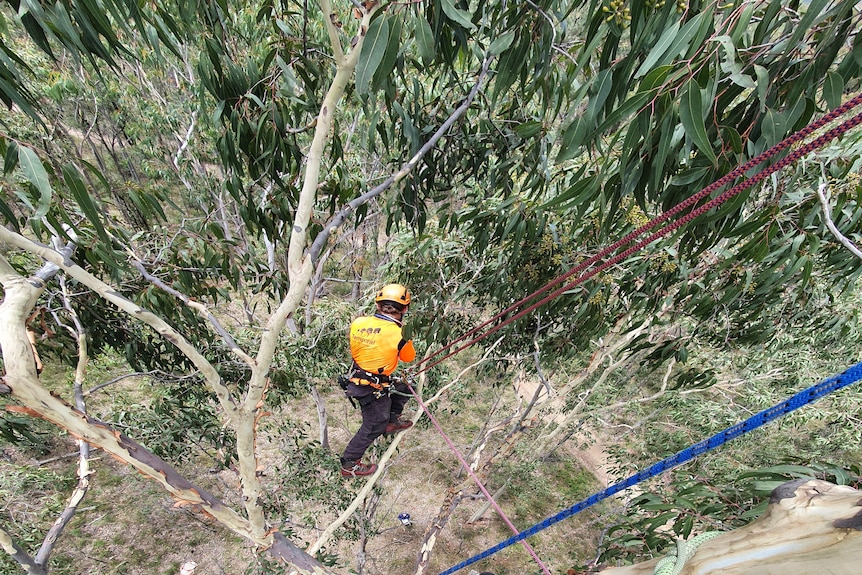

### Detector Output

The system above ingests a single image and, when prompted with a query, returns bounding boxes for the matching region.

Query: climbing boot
[384,418,413,434]
[341,459,377,478]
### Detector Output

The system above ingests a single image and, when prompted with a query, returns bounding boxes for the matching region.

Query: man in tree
[340,284,416,477]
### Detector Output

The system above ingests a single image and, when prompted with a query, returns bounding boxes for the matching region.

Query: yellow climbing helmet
[375,283,411,306]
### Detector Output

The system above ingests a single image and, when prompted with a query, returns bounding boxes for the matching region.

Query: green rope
[653,532,722,575]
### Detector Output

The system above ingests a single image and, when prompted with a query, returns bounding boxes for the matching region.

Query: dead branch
[33,276,93,567]
[816,181,862,261]
[311,385,330,449]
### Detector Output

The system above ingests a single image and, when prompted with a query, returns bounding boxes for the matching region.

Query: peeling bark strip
[832,498,862,529]
[9,378,229,512]
[598,480,862,575]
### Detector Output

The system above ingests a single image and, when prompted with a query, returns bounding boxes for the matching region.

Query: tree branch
[127,255,256,367]
[308,53,495,265]
[816,181,862,261]
[86,369,201,396]
[0,525,45,575]
[33,276,93,566]
[0,226,240,419]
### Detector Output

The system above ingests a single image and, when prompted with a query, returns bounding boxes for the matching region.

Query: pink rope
[405,382,553,575]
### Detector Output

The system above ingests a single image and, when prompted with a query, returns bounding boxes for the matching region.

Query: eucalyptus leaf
[413,15,434,65]
[441,0,475,30]
[372,15,401,92]
[635,21,680,78]
[488,30,515,56]
[754,64,769,111]
[17,145,53,220]
[3,139,19,174]
[64,164,110,244]
[822,72,844,111]
[679,81,717,167]
[0,191,19,230]
[514,120,543,139]
[356,16,390,95]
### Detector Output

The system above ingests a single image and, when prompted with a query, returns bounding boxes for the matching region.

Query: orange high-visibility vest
[349,314,415,380]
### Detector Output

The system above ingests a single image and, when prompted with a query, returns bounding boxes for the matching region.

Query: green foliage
[3,0,860,379]
[110,378,237,467]
[375,229,481,347]
[261,419,356,529]
[596,461,862,567]
[0,411,46,449]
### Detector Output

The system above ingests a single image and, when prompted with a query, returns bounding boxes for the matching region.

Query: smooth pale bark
[598,479,862,575]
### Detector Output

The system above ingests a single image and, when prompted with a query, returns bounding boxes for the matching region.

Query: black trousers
[341,380,410,462]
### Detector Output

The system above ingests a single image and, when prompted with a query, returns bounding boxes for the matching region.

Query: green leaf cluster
[596,461,861,568]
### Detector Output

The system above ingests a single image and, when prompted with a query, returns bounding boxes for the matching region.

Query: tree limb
[0,226,240,419]
[126,255,256,367]
[307,53,495,265]
[33,276,93,567]
[816,181,862,261]
[0,525,45,575]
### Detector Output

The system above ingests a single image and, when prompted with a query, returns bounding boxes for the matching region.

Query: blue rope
[437,360,862,575]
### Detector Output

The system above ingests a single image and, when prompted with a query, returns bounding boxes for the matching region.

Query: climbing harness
[653,532,722,575]
[338,368,391,409]
[350,363,391,387]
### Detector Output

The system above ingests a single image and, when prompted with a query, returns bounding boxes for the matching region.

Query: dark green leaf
[372,15,401,92]
[413,15,434,65]
[3,139,18,174]
[634,20,681,78]
[440,0,475,30]
[356,15,390,96]
[514,121,543,139]
[488,30,515,56]
[63,164,109,244]
[822,72,844,111]
[679,80,717,167]
[17,145,53,220]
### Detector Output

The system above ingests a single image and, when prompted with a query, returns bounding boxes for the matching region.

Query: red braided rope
[414,93,862,374]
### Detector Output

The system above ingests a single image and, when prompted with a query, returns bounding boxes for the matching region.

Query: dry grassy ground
[1,374,606,575]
